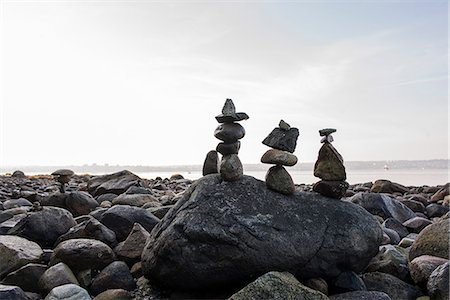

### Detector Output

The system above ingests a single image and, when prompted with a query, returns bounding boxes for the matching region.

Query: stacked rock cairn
[312,128,349,199]
[212,99,249,181]
[261,120,299,195]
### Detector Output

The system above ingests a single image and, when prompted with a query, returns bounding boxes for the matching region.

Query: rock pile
[213,99,249,181]
[260,120,299,195]
[313,128,349,199]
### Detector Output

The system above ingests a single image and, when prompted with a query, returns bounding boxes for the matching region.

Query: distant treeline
[1,159,448,175]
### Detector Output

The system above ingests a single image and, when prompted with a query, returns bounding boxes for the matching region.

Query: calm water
[136,168,449,187]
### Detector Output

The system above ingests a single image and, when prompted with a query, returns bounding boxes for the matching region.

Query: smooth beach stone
[0,235,43,278]
[214,123,245,143]
[330,271,366,294]
[402,217,432,233]
[362,272,423,300]
[216,141,241,155]
[365,245,410,282]
[0,284,28,300]
[38,262,79,294]
[409,255,448,287]
[87,170,141,197]
[90,261,136,296]
[329,291,391,300]
[409,219,449,261]
[12,170,26,178]
[314,143,346,181]
[202,150,219,176]
[382,218,409,239]
[427,262,449,300]
[2,198,32,210]
[313,180,349,199]
[44,284,91,300]
[319,128,337,136]
[93,289,132,300]
[265,165,295,195]
[114,223,150,263]
[260,149,298,166]
[426,203,449,218]
[371,179,409,194]
[2,263,47,293]
[262,127,299,153]
[220,154,243,182]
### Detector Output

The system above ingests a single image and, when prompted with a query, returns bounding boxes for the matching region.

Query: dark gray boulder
[90,261,136,295]
[43,192,98,217]
[8,207,76,247]
[348,193,416,223]
[142,174,382,290]
[329,291,391,300]
[427,262,449,300]
[0,284,28,300]
[87,170,142,197]
[95,205,159,241]
[362,272,422,300]
[2,263,47,293]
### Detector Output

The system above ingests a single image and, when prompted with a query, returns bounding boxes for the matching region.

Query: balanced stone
[314,143,346,181]
[215,99,249,123]
[219,154,243,181]
[313,180,349,199]
[319,128,336,136]
[279,119,291,130]
[202,150,219,176]
[265,166,295,195]
[216,141,240,155]
[261,149,298,167]
[262,126,299,153]
[214,123,245,143]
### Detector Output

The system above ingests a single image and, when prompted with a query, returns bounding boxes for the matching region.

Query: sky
[0,0,448,166]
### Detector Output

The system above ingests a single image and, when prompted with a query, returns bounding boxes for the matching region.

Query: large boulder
[348,193,416,223]
[142,175,382,290]
[409,219,449,261]
[7,207,77,247]
[0,235,43,278]
[87,170,142,197]
[228,271,328,300]
[95,205,159,241]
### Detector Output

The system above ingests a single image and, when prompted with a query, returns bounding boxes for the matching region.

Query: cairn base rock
[141,174,382,291]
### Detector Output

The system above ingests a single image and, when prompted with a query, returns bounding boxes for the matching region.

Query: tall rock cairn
[261,120,299,195]
[313,128,349,199]
[214,99,249,181]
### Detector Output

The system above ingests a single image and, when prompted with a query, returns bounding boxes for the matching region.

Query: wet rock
[142,175,382,290]
[427,262,449,300]
[45,283,90,300]
[214,123,245,143]
[8,207,77,247]
[0,235,43,278]
[50,238,115,272]
[409,219,449,261]
[261,149,298,166]
[313,181,349,199]
[220,154,243,182]
[362,272,423,300]
[228,271,328,300]
[370,180,409,194]
[2,263,47,293]
[114,223,150,264]
[329,291,391,300]
[95,205,159,241]
[265,166,295,195]
[56,216,117,248]
[409,255,448,287]
[314,143,346,181]
[0,284,28,300]
[38,262,79,294]
[202,150,219,176]
[87,170,141,197]
[349,193,416,223]
[90,261,136,296]
[402,217,432,233]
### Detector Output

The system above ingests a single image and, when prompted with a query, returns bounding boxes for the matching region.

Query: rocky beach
[0,168,448,300]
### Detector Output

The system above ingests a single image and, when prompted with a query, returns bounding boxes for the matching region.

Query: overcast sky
[0,0,448,166]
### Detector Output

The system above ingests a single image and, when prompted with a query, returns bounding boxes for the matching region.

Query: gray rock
[329,291,391,300]
[381,218,409,239]
[314,143,346,181]
[87,170,142,197]
[220,154,243,182]
[202,151,219,176]
[427,262,449,300]
[8,207,77,247]
[370,180,409,194]
[12,170,26,178]
[214,123,245,143]
[112,194,159,207]
[279,120,291,130]
[365,245,410,282]
[56,217,117,248]
[409,219,449,261]
[44,284,91,300]
[313,181,349,199]
[38,262,79,294]
[93,289,132,300]
[0,284,28,300]
[90,261,136,296]
[261,149,298,166]
[95,194,117,204]
[0,235,43,278]
[409,255,448,287]
[265,165,295,195]
[0,214,27,234]
[114,223,150,264]
[2,263,47,293]
[141,174,382,290]
[426,204,449,218]
[95,205,159,241]
[303,278,328,296]
[401,199,425,213]
[147,205,173,219]
[217,141,241,155]
[430,183,449,202]
[50,238,116,272]
[362,272,422,300]
[402,217,432,234]
[382,228,400,245]
[64,192,99,216]
[228,271,328,300]
[2,198,32,210]
[215,99,249,123]
[349,193,416,223]
[262,127,299,153]
[319,128,336,136]
[331,271,366,294]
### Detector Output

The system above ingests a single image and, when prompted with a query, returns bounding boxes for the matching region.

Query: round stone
[202,150,219,176]
[313,180,349,199]
[261,149,298,166]
[265,166,295,195]
[217,141,241,155]
[214,123,245,143]
[220,154,243,182]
